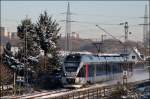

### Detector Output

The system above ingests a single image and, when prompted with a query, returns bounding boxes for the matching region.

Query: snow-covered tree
[2,42,24,70]
[16,11,61,76]
[17,18,41,73]
[36,11,61,72]
[2,42,13,66]
[17,18,40,58]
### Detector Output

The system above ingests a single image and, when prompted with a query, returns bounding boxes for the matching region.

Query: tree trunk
[13,72,16,95]
[44,52,47,71]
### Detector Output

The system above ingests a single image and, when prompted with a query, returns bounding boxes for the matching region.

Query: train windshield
[64,54,81,72]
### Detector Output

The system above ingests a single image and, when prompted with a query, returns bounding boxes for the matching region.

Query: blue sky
[1,1,149,41]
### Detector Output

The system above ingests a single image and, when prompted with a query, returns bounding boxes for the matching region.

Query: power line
[71,20,143,27]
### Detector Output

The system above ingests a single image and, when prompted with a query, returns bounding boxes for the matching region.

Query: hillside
[3,36,144,54]
[58,37,143,54]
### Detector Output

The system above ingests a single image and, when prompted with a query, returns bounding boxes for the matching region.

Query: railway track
[20,88,72,99]
[35,79,149,99]
[0,88,72,99]
[1,79,148,99]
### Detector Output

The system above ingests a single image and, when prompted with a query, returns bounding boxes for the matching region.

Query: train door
[77,65,86,84]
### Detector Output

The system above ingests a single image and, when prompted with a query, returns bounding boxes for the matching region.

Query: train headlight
[64,73,67,76]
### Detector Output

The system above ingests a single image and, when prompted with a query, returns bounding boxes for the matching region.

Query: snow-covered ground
[103,67,149,85]
[129,67,149,82]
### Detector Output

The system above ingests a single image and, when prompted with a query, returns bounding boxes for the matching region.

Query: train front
[62,54,82,87]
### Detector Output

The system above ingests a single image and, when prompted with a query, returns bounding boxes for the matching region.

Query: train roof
[81,54,124,63]
[64,47,143,63]
[64,53,125,63]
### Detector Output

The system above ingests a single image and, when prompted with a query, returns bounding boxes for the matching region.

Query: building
[11,32,18,39]
[71,32,79,39]
[0,27,11,39]
[127,47,144,62]
[0,27,12,55]
[0,44,4,55]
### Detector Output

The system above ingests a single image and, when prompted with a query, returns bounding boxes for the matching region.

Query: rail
[1,79,148,98]
[36,79,149,99]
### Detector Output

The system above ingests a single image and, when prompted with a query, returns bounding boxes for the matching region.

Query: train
[62,53,135,88]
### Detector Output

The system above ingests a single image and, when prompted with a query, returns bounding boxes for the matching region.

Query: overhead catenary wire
[73,13,144,19]
[95,25,124,45]
[59,20,142,27]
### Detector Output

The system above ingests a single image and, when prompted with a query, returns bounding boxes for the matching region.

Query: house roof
[131,47,144,61]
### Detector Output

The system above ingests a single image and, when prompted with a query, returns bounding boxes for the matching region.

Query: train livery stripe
[86,64,88,81]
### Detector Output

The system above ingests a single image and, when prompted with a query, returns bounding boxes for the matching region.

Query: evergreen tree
[2,42,13,66]
[36,11,61,72]
[2,42,24,70]
[17,18,41,78]
[17,18,40,58]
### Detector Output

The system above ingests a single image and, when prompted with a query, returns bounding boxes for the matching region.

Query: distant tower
[143,5,149,48]
[65,2,71,51]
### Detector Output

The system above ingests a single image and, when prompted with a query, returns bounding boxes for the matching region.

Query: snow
[47,53,52,58]
[133,47,141,57]
[39,50,44,56]
[98,53,120,56]
[63,47,143,63]
[28,56,39,63]
[128,68,149,82]
[11,47,18,56]
[81,54,125,63]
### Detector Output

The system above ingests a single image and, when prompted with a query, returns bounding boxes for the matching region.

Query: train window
[88,55,93,60]
[113,63,123,73]
[119,63,123,72]
[65,67,78,72]
[65,54,81,62]
[96,63,106,76]
[106,63,111,74]
[88,65,94,77]
[64,62,80,67]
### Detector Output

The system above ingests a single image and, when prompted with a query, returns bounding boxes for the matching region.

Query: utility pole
[120,22,131,62]
[139,4,150,80]
[92,42,102,54]
[121,22,129,85]
[120,22,132,85]
[143,5,149,48]
[60,2,76,54]
[124,22,129,64]
[101,34,106,53]
[92,34,106,54]
[65,2,71,52]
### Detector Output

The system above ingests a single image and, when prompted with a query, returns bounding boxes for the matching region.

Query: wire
[72,20,142,27]
[96,25,124,45]
[75,21,120,25]
[70,13,145,19]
